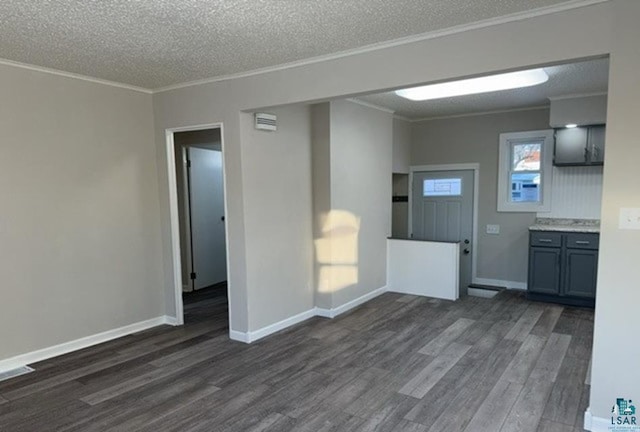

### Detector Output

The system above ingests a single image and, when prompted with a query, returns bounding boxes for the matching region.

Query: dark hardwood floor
[0,289,593,431]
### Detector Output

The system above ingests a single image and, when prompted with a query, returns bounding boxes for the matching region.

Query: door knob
[464,239,470,244]
[221,216,225,222]
[464,248,470,254]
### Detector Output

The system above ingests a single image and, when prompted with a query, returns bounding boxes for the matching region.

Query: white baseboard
[0,315,174,374]
[164,316,180,326]
[228,329,250,343]
[231,286,388,344]
[2,287,390,366]
[583,408,608,431]
[315,286,387,319]
[229,308,317,344]
[474,277,527,291]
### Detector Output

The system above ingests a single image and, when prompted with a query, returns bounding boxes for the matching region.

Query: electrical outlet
[486,224,500,235]
[619,208,640,230]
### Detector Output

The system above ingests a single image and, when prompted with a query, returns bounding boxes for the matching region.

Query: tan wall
[0,64,162,360]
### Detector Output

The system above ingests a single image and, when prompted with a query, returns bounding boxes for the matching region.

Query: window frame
[497,129,554,212]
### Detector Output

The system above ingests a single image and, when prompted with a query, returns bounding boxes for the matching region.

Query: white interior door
[188,147,227,290]
[411,170,474,295]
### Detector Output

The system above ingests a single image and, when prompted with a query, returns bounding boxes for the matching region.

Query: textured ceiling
[355,58,609,119]
[0,0,586,89]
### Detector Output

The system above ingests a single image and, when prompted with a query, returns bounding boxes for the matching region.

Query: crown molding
[0,0,608,95]
[153,0,609,93]
[411,105,549,123]
[547,91,608,101]
[393,114,414,122]
[0,58,152,94]
[346,98,395,114]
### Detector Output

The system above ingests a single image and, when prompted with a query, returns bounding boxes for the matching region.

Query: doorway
[166,124,229,326]
[409,164,479,296]
[178,144,227,291]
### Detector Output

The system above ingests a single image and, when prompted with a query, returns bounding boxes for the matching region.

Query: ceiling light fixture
[565,123,578,128]
[395,69,549,101]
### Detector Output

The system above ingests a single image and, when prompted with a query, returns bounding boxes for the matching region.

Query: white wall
[0,64,163,360]
[240,105,315,331]
[538,166,603,220]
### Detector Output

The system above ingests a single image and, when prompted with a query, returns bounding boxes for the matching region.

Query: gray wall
[311,103,333,309]
[0,63,162,360]
[239,105,315,331]
[393,118,412,174]
[411,108,550,285]
[328,100,393,307]
[312,100,393,308]
[590,0,640,418]
[152,2,611,335]
[3,3,637,418]
[151,2,632,418]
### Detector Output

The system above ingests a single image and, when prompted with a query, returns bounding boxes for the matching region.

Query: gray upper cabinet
[554,125,606,166]
[589,125,606,164]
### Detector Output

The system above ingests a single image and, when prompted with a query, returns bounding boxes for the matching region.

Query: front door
[411,170,474,295]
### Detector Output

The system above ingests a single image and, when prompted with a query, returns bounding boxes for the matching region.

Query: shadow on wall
[314,210,360,306]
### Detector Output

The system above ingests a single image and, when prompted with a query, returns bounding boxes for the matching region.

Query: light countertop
[529,218,600,233]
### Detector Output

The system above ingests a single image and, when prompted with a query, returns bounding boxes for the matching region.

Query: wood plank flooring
[0,288,593,431]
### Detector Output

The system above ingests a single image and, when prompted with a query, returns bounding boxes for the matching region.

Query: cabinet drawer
[566,233,599,250]
[530,232,562,247]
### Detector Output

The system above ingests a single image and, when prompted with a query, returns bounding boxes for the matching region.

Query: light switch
[486,224,500,235]
[619,208,640,230]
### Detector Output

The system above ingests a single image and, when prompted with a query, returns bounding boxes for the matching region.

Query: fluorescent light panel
[395,69,549,101]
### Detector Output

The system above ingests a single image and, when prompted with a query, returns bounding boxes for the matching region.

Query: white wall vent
[255,113,277,131]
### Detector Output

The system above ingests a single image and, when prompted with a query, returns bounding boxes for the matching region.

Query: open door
[187,147,227,290]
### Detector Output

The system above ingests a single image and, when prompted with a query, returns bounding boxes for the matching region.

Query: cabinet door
[589,125,606,164]
[555,127,588,165]
[528,247,562,295]
[564,249,598,298]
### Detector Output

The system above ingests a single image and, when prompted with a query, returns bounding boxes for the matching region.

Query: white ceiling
[355,58,609,120]
[0,0,591,89]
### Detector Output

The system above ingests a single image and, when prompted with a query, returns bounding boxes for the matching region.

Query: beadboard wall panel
[539,166,603,219]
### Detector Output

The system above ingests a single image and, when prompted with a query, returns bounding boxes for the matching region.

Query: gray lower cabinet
[527,231,598,307]
[529,247,561,295]
[564,249,598,298]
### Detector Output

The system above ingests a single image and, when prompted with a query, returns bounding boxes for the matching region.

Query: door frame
[408,163,480,286]
[165,122,228,326]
